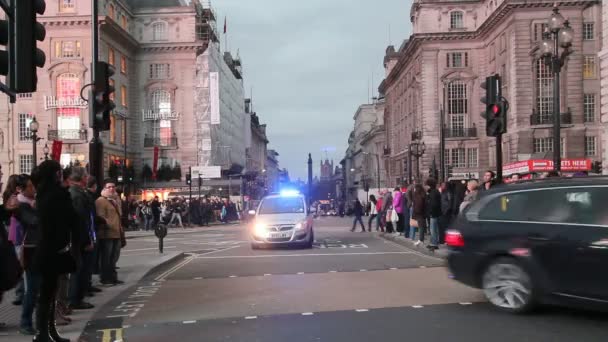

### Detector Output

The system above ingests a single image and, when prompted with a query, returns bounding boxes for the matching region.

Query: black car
[446,177,608,313]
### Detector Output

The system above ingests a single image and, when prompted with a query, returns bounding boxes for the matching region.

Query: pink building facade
[380,0,603,184]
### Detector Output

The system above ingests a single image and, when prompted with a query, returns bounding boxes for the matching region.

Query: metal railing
[530,110,572,125]
[48,129,88,141]
[443,127,477,138]
[144,137,178,148]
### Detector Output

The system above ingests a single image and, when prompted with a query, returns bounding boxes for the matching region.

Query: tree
[142,164,153,181]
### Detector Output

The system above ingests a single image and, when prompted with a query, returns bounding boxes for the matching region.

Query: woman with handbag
[411,184,428,246]
[31,160,79,342]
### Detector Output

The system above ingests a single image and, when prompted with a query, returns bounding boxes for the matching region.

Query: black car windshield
[259,197,305,215]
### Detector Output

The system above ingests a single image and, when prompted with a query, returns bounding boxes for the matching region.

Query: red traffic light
[492,104,500,116]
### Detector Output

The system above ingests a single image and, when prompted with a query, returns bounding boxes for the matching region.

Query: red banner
[503,159,592,176]
[51,141,63,162]
[152,146,160,180]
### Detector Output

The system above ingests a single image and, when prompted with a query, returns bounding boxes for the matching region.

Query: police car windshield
[259,197,305,215]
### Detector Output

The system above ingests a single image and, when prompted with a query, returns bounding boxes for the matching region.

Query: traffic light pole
[89,0,103,189]
[496,134,503,183]
[189,166,192,203]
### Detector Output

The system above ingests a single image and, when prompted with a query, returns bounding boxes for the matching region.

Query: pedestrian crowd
[348,170,562,251]
[0,161,128,341]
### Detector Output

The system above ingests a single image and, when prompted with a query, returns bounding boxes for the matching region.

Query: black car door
[552,186,608,300]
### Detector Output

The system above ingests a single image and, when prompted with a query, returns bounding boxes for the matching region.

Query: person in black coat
[439,182,453,244]
[31,160,79,342]
[350,199,365,232]
[425,178,442,249]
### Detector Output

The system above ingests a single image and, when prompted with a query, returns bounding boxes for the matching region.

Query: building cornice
[384,0,599,89]
[140,43,203,52]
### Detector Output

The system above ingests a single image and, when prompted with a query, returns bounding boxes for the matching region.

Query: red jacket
[376,198,383,212]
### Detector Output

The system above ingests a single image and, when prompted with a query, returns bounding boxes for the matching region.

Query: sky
[214,0,413,180]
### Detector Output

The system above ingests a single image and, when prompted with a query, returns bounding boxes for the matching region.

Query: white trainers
[414,240,421,246]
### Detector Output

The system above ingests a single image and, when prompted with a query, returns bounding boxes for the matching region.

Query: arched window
[152,22,167,41]
[149,90,172,146]
[56,74,81,137]
[450,11,464,29]
[447,81,468,134]
[535,59,553,122]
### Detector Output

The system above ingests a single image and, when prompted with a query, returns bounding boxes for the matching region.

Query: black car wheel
[481,257,535,314]
[251,243,261,250]
[304,230,314,249]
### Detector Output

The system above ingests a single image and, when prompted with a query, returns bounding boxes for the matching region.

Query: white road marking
[155,246,240,281]
[194,277,203,280]
[182,320,196,324]
[263,274,272,276]
[122,246,177,252]
[377,236,444,262]
[459,302,473,305]
[329,270,338,273]
[301,312,314,316]
[389,267,398,270]
[245,316,257,320]
[412,305,424,308]
[419,266,427,269]
[359,269,367,272]
[229,275,238,278]
[194,251,415,259]
[355,309,369,312]
[297,272,305,275]
[122,325,131,329]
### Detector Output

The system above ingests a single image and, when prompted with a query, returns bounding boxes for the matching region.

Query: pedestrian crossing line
[245,316,258,320]
[412,305,424,309]
[301,312,314,316]
[355,309,369,312]
[182,320,197,324]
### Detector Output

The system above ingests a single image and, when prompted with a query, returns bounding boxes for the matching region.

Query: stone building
[0,0,249,184]
[380,0,603,183]
[600,0,608,173]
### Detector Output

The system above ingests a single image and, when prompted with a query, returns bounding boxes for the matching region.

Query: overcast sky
[214,0,413,180]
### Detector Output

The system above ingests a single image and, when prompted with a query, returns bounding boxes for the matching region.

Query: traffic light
[186,173,192,185]
[481,75,507,137]
[592,161,603,174]
[91,61,116,131]
[12,0,46,93]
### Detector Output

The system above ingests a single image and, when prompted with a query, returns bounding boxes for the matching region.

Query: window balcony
[443,126,477,139]
[144,136,178,149]
[48,129,88,142]
[530,109,572,126]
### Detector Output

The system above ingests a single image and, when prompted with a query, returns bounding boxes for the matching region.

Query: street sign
[191,166,221,179]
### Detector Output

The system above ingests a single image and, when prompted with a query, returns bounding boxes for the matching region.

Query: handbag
[390,208,399,223]
[410,218,419,228]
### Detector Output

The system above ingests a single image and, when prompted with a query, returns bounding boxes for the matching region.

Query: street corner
[379,232,449,260]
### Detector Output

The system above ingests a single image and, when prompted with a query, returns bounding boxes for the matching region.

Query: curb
[140,252,186,280]
[379,233,449,259]
[125,223,242,240]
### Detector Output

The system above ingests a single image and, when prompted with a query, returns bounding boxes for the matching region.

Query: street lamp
[29,116,41,165]
[536,6,574,172]
[409,140,426,183]
[43,143,50,160]
[362,152,381,189]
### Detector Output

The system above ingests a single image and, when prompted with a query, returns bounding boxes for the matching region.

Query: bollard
[154,224,168,253]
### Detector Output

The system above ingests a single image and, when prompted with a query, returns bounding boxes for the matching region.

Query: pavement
[6,217,607,341]
[379,230,449,259]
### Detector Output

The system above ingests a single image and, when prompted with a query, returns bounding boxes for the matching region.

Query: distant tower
[320,159,333,181]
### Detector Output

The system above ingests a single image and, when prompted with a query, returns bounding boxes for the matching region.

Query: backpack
[0,228,22,291]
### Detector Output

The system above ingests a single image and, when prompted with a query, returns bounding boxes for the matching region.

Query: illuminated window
[121,85,127,107]
[120,56,127,74]
[110,114,116,144]
[56,73,81,139]
[583,56,596,78]
[59,0,75,12]
[18,113,33,141]
[108,47,115,65]
[121,120,126,145]
[109,79,115,101]
[55,40,81,58]
[121,15,127,29]
[450,11,463,29]
[108,4,115,18]
[152,22,167,41]
[149,90,173,146]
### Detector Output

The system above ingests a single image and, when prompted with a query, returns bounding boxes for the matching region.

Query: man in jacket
[439,182,452,244]
[85,176,102,296]
[425,178,442,248]
[68,166,95,309]
[96,179,124,286]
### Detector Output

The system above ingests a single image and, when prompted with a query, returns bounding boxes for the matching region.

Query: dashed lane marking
[355,309,369,312]
[297,272,305,275]
[412,305,424,309]
[301,312,314,316]
[182,321,196,324]
[329,270,338,273]
[390,267,398,270]
[459,302,473,305]
[245,316,258,320]
[229,275,238,278]
[194,277,203,280]
[263,274,272,276]
[359,269,367,272]
[194,252,416,259]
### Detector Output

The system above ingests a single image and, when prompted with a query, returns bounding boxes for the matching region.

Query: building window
[20,155,34,174]
[108,4,115,18]
[149,90,173,145]
[110,114,116,144]
[17,93,33,99]
[18,113,33,141]
[152,22,167,41]
[447,52,468,68]
[584,93,595,122]
[55,40,81,58]
[585,136,597,156]
[583,23,594,40]
[149,63,171,79]
[120,56,127,74]
[535,59,553,120]
[108,48,115,65]
[59,0,75,12]
[121,120,126,146]
[447,81,467,131]
[451,148,466,168]
[56,73,81,137]
[450,11,464,29]
[583,56,596,78]
[533,23,549,41]
[121,85,127,107]
[534,137,565,157]
[467,148,478,168]
[109,79,115,101]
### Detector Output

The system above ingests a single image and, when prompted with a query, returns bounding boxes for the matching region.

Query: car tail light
[445,230,465,247]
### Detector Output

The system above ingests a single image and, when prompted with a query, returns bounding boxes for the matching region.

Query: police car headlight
[254,223,268,237]
[295,222,306,231]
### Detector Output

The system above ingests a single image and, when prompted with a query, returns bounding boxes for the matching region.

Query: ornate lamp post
[43,143,50,160]
[409,140,426,183]
[29,116,41,165]
[537,6,574,172]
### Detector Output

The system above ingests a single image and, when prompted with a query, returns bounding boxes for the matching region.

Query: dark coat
[440,190,453,217]
[69,185,93,251]
[426,189,442,218]
[412,192,427,221]
[353,201,364,217]
[35,185,80,274]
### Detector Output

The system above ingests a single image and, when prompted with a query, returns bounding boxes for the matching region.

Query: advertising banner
[51,141,63,161]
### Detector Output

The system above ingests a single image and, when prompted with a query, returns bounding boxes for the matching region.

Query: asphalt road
[80,217,608,342]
